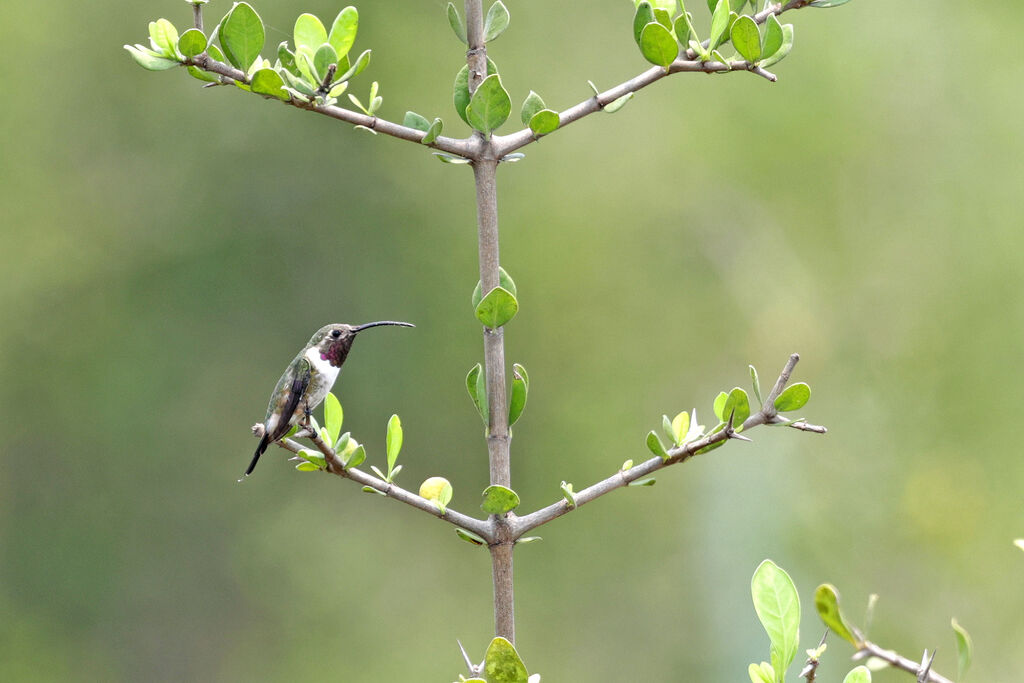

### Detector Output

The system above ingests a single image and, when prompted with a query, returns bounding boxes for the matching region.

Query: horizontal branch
[853,641,954,683]
[269,431,494,542]
[512,353,825,536]
[493,0,809,158]
[184,54,478,158]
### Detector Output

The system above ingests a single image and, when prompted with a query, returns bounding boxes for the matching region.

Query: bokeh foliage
[1,0,1022,680]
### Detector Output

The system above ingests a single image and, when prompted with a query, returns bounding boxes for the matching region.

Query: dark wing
[266,355,311,443]
[243,356,312,478]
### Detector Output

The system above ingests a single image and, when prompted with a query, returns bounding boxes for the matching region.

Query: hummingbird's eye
[331,329,342,339]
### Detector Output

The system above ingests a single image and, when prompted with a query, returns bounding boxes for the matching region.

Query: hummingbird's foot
[251,423,266,438]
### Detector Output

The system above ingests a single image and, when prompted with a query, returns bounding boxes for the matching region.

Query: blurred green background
[2,0,1021,680]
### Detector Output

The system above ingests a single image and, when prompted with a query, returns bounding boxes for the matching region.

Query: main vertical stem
[466,0,515,643]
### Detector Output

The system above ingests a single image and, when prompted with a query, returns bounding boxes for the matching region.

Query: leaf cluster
[632,0,794,70]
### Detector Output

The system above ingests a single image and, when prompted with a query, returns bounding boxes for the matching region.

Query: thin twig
[182,55,477,158]
[853,641,954,683]
[266,431,494,541]
[799,629,829,683]
[513,354,825,536]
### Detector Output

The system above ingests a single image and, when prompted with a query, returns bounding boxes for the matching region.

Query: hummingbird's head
[309,321,415,368]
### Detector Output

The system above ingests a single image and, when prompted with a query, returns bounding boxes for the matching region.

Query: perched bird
[244,321,414,478]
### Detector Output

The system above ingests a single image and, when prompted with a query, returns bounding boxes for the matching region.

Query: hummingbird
[244,321,414,478]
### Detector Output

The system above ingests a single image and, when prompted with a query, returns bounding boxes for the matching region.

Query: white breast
[303,346,341,409]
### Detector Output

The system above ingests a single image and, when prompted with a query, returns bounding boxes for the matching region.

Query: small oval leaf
[528,109,559,136]
[774,382,810,412]
[484,637,528,683]
[639,22,678,67]
[730,15,761,63]
[481,484,520,515]
[293,13,327,52]
[178,28,207,58]
[475,286,519,328]
[483,0,511,43]
[221,2,265,71]
[466,73,512,136]
[814,584,859,646]
[455,527,486,546]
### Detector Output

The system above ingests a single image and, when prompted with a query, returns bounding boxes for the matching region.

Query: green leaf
[653,8,673,29]
[528,110,559,136]
[296,461,320,472]
[951,618,973,681]
[674,12,695,46]
[475,286,519,328]
[323,393,342,446]
[639,22,678,68]
[333,49,371,84]
[508,363,529,426]
[520,91,546,125]
[751,560,800,683]
[435,152,472,164]
[187,65,220,82]
[125,45,180,71]
[762,15,783,59]
[455,527,486,546]
[671,411,690,444]
[809,0,852,6]
[842,666,871,683]
[422,118,443,144]
[760,23,793,68]
[723,387,751,429]
[632,1,656,46]
[313,43,339,83]
[466,74,512,136]
[178,28,207,58]
[466,363,488,425]
[730,15,760,62]
[447,2,467,44]
[484,637,528,683]
[662,414,675,444]
[629,478,657,487]
[294,13,327,52]
[472,267,518,307]
[250,68,289,100]
[453,59,498,125]
[646,431,670,461]
[560,481,576,508]
[362,484,385,495]
[481,485,520,515]
[708,0,730,50]
[748,663,774,683]
[403,111,430,132]
[386,414,402,473]
[813,584,859,646]
[221,2,264,71]
[603,93,633,114]
[328,6,358,58]
[749,365,762,405]
[298,449,325,468]
[149,19,179,57]
[335,432,351,456]
[517,536,542,544]
[713,391,728,421]
[483,1,511,43]
[621,459,633,470]
[774,382,810,412]
[345,444,366,469]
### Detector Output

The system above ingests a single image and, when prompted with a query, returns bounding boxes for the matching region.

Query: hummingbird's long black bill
[352,320,415,332]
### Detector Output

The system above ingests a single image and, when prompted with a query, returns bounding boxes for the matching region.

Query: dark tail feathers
[243,432,270,478]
